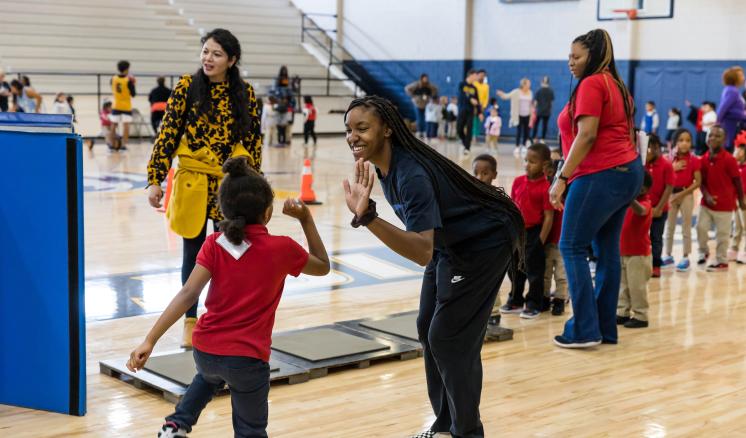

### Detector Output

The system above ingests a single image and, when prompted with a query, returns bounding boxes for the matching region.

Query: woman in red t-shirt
[549,29,644,349]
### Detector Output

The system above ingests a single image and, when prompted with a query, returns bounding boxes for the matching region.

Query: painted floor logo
[84,172,148,193]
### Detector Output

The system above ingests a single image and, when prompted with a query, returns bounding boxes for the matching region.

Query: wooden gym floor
[1,136,745,437]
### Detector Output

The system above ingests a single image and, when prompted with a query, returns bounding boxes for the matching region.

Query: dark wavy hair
[218,157,274,245]
[190,28,251,143]
[671,128,692,150]
[344,96,525,265]
[569,29,634,137]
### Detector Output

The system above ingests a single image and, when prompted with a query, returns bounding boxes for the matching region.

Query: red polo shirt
[621,194,653,256]
[671,152,701,188]
[511,174,552,228]
[740,162,746,190]
[192,225,309,362]
[700,149,741,212]
[645,156,674,212]
[547,209,563,245]
[557,72,638,182]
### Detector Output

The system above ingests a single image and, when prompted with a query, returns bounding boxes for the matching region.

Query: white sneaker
[158,422,188,438]
[513,147,521,157]
[737,251,746,264]
[520,145,528,158]
[727,248,738,261]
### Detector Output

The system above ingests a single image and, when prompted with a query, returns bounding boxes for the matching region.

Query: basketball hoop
[612,8,639,20]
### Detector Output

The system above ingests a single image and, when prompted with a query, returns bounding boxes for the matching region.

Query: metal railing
[300,12,364,96]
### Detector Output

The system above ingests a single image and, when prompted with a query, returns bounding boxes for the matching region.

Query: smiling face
[707,126,725,152]
[201,38,235,82]
[568,42,590,79]
[345,106,390,162]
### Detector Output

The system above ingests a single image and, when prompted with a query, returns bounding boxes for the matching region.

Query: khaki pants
[543,243,568,300]
[618,255,651,321]
[696,206,733,264]
[665,192,694,256]
[730,209,746,251]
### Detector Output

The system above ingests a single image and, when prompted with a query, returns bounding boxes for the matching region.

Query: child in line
[261,96,277,146]
[502,142,553,319]
[484,106,501,150]
[302,95,317,147]
[437,96,449,140]
[644,134,673,277]
[425,95,442,140]
[641,100,659,136]
[543,159,567,315]
[701,102,718,135]
[275,97,289,146]
[110,60,136,151]
[617,171,654,329]
[697,125,746,271]
[471,153,501,325]
[662,128,701,272]
[127,157,330,437]
[101,101,114,150]
[51,92,72,115]
[446,96,458,139]
[666,107,681,145]
[728,133,746,263]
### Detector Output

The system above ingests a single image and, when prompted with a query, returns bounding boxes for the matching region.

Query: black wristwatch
[351,199,378,228]
[558,174,569,182]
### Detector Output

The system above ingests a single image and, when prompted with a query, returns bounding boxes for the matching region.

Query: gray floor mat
[359,313,420,341]
[145,351,280,386]
[271,328,390,362]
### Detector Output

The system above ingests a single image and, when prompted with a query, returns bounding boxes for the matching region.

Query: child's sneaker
[541,296,552,312]
[706,263,729,272]
[676,257,691,272]
[500,303,523,314]
[616,315,630,325]
[158,422,188,438]
[651,266,661,278]
[551,298,565,316]
[623,318,649,329]
[520,308,540,319]
[737,252,746,264]
[661,256,675,268]
[697,254,709,265]
[727,248,738,261]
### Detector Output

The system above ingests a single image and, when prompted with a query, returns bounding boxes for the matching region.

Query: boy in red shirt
[644,134,673,277]
[696,125,746,271]
[543,159,567,315]
[502,143,553,319]
[617,171,654,329]
[729,135,746,263]
[127,158,331,438]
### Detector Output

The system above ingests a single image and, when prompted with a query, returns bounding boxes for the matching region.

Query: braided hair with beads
[344,95,526,266]
[569,29,635,137]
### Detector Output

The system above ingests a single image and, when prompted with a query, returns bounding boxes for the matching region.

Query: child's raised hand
[126,340,154,372]
[282,198,310,221]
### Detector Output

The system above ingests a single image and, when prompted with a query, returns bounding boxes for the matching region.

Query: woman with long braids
[343,96,524,438]
[549,29,643,348]
[147,28,262,348]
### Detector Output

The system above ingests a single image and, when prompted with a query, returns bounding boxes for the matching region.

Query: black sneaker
[410,431,438,438]
[488,314,501,326]
[616,315,630,325]
[624,318,649,329]
[551,298,565,316]
[158,422,188,438]
[541,296,552,312]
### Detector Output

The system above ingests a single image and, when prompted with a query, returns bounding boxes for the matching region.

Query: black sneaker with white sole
[410,431,438,438]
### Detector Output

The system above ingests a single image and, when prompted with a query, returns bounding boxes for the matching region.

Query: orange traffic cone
[299,158,322,205]
[157,168,174,213]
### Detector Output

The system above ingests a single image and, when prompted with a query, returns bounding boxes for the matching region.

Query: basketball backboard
[597,0,674,20]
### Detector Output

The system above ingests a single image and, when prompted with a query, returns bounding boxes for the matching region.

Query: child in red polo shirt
[502,142,553,319]
[127,157,331,438]
[543,159,567,316]
[617,171,654,329]
[697,125,746,271]
[644,134,673,277]
[662,129,701,272]
[729,137,746,263]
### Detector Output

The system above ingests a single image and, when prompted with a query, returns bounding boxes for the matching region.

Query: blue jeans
[414,105,427,133]
[167,348,270,437]
[559,158,643,343]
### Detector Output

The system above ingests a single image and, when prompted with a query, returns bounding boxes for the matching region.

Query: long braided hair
[569,29,635,136]
[345,96,526,265]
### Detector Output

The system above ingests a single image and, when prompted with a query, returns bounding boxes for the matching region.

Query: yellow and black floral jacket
[147,74,262,236]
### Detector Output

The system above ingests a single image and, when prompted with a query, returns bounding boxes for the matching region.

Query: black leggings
[516,115,531,146]
[304,120,317,145]
[151,111,165,134]
[182,220,219,318]
[457,110,474,150]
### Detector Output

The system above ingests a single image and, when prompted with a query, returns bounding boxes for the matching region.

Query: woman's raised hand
[342,159,375,217]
